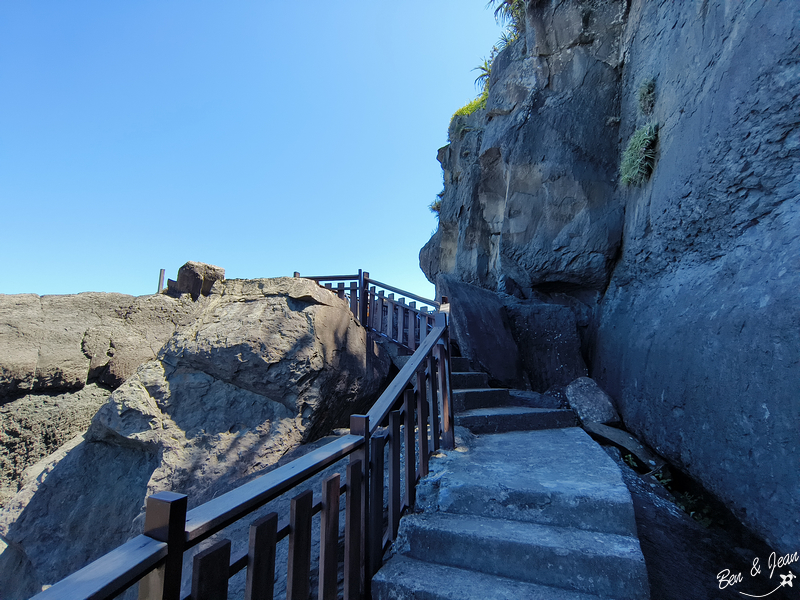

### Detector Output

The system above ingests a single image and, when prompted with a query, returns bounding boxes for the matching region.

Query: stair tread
[417,428,636,535]
[373,555,605,600]
[453,387,509,393]
[458,405,571,415]
[402,511,643,555]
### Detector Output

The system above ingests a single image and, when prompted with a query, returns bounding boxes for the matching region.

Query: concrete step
[416,429,638,537]
[450,371,489,389]
[450,356,471,372]
[452,388,511,412]
[508,388,567,409]
[395,512,649,600]
[456,406,577,434]
[372,555,605,600]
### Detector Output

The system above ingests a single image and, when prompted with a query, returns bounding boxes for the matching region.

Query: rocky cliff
[422,0,798,555]
[0,277,390,597]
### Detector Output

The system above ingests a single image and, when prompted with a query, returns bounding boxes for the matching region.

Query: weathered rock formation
[0,277,390,597]
[422,0,799,555]
[0,292,200,506]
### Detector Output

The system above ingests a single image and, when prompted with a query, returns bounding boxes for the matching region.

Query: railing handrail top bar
[32,535,167,600]
[297,274,361,282]
[184,433,363,545]
[365,323,446,435]
[364,277,439,308]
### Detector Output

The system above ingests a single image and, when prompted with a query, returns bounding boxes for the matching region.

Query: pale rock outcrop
[0,277,390,597]
[0,292,199,398]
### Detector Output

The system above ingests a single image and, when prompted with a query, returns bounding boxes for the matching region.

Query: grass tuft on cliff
[453,89,488,117]
[620,122,659,186]
[637,77,656,115]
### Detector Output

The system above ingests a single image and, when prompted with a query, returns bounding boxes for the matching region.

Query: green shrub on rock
[620,122,659,186]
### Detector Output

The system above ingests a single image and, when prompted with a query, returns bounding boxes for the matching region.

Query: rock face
[0,278,390,596]
[422,0,799,555]
[0,292,198,399]
[0,384,111,506]
[0,292,199,506]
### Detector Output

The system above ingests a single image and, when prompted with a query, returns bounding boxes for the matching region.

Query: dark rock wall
[594,0,800,556]
[422,0,799,554]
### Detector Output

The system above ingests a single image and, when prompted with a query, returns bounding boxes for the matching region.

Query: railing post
[428,354,440,451]
[359,270,368,325]
[139,491,188,600]
[349,414,370,596]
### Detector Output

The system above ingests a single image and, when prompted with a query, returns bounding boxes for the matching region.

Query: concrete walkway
[372,361,650,599]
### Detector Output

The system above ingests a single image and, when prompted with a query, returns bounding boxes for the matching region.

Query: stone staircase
[372,358,650,599]
[451,357,579,434]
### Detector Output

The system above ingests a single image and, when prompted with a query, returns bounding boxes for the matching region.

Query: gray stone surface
[436,276,525,388]
[396,511,648,599]
[416,429,636,536]
[592,0,800,555]
[420,0,799,554]
[566,377,621,425]
[373,555,605,600]
[452,388,510,412]
[456,406,576,434]
[505,300,588,392]
[0,278,390,597]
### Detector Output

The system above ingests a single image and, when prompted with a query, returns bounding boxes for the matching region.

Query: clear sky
[0,2,502,300]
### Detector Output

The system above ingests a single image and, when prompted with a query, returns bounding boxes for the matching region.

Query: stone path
[372,358,650,599]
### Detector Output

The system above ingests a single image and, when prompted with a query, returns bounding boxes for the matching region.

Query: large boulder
[168,261,226,300]
[436,275,525,389]
[0,277,391,597]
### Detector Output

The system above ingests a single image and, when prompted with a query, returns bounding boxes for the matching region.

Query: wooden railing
[293,270,440,352]
[31,292,452,600]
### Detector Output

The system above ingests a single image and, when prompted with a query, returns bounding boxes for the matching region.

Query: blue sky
[0,2,501,299]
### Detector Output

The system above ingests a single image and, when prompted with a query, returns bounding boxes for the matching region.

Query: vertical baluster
[359,270,369,325]
[419,307,428,345]
[416,370,429,477]
[436,333,455,450]
[407,302,417,351]
[191,539,231,600]
[344,459,363,600]
[403,389,416,508]
[349,414,370,595]
[245,513,277,600]
[325,282,332,290]
[428,354,440,451]
[398,298,407,346]
[138,491,187,600]
[337,281,345,300]
[388,410,402,541]
[319,474,340,600]
[369,432,386,579]
[375,289,384,334]
[349,281,358,318]
[386,293,394,341]
[286,490,313,600]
